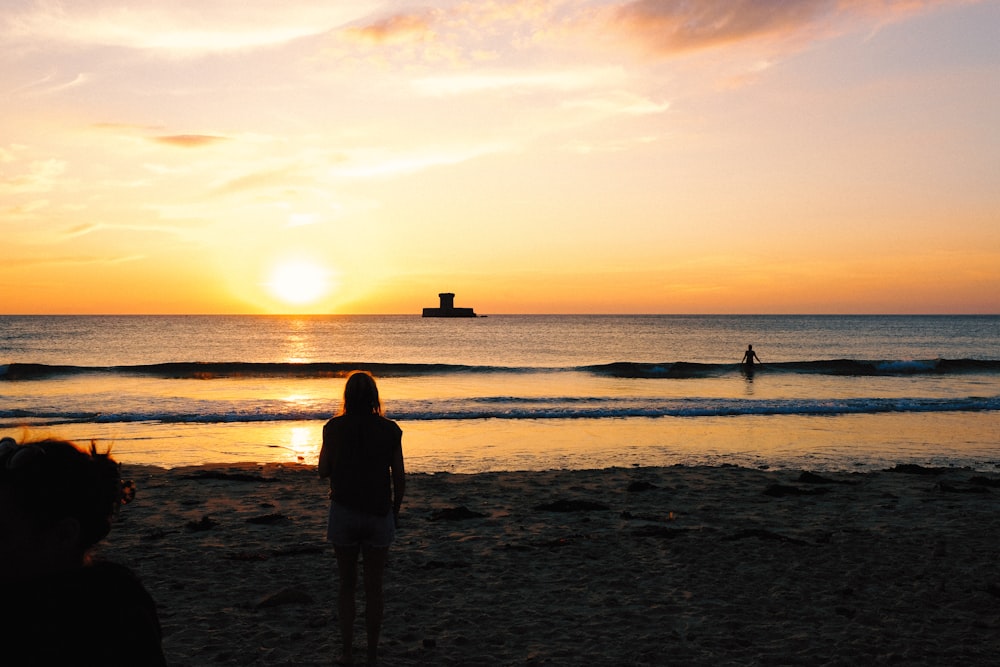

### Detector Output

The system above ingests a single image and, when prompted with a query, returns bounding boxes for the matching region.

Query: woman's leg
[334,545,360,663]
[361,546,389,664]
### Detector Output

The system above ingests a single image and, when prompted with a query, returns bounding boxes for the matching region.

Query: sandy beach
[97,462,1000,666]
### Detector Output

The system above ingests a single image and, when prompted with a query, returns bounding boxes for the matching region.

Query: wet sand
[99,463,1000,666]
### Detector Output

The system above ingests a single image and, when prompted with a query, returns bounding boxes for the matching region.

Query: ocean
[1,314,997,472]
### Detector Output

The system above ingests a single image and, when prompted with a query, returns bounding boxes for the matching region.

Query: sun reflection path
[288,425,319,463]
[282,317,313,363]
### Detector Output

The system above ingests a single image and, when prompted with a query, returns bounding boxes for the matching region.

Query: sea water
[1,315,997,472]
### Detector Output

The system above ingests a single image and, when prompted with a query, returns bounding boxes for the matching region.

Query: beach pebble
[254,587,315,608]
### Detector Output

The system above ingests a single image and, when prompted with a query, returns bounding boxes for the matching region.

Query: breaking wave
[2,358,998,381]
[3,395,998,427]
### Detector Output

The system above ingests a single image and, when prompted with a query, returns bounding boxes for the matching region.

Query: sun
[266,259,331,306]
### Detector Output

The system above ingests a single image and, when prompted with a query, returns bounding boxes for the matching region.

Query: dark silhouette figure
[319,371,405,665]
[0,436,165,666]
[741,344,762,366]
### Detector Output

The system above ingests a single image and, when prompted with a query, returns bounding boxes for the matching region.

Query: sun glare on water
[266,260,331,306]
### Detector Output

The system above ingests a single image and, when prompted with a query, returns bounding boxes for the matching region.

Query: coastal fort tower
[422,292,477,318]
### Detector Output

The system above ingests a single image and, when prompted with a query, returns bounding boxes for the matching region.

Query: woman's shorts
[327,501,395,549]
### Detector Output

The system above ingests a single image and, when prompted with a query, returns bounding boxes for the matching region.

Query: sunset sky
[2,0,998,314]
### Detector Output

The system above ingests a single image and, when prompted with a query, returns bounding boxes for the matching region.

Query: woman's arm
[390,438,405,521]
[318,423,334,479]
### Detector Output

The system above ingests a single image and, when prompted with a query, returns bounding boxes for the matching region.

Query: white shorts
[326,501,395,549]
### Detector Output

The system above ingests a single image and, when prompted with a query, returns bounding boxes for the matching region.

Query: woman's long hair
[339,370,383,417]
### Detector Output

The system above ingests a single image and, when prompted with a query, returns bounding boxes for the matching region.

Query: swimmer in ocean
[741,344,761,366]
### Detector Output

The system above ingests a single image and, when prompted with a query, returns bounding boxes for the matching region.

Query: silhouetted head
[747,344,753,350]
[340,371,383,417]
[0,437,133,579]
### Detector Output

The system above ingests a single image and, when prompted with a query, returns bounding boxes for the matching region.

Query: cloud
[94,122,165,132]
[11,71,93,96]
[1,1,373,54]
[319,0,969,87]
[327,2,568,67]
[412,68,626,96]
[63,223,104,239]
[608,0,968,56]
[343,12,435,45]
[210,166,306,196]
[61,221,201,241]
[0,253,145,269]
[4,0,970,62]
[334,144,508,179]
[1,198,50,221]
[561,91,670,116]
[153,134,228,148]
[609,0,835,54]
[0,158,67,195]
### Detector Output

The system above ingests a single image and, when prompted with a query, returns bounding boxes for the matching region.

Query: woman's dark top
[321,414,402,516]
[0,560,166,666]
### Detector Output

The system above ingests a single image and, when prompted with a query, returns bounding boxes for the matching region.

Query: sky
[2,0,998,315]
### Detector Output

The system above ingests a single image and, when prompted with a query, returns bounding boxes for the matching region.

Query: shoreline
[98,463,1000,665]
[9,409,999,474]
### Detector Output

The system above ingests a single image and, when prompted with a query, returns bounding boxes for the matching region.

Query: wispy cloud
[210,166,307,196]
[0,158,67,195]
[63,223,104,239]
[340,0,974,70]
[1,1,374,54]
[153,134,229,148]
[94,122,166,132]
[412,68,626,96]
[326,2,565,67]
[561,91,670,116]
[60,221,202,242]
[333,144,509,179]
[1,253,148,268]
[10,71,93,96]
[1,198,51,221]
[343,12,436,45]
[609,0,832,55]
[606,0,970,56]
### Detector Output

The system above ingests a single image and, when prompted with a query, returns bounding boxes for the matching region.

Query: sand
[97,463,1000,666]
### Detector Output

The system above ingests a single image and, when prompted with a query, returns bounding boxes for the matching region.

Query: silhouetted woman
[0,436,165,666]
[319,371,405,665]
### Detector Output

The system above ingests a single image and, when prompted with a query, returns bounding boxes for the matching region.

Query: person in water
[0,436,165,666]
[319,371,405,666]
[741,344,762,366]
